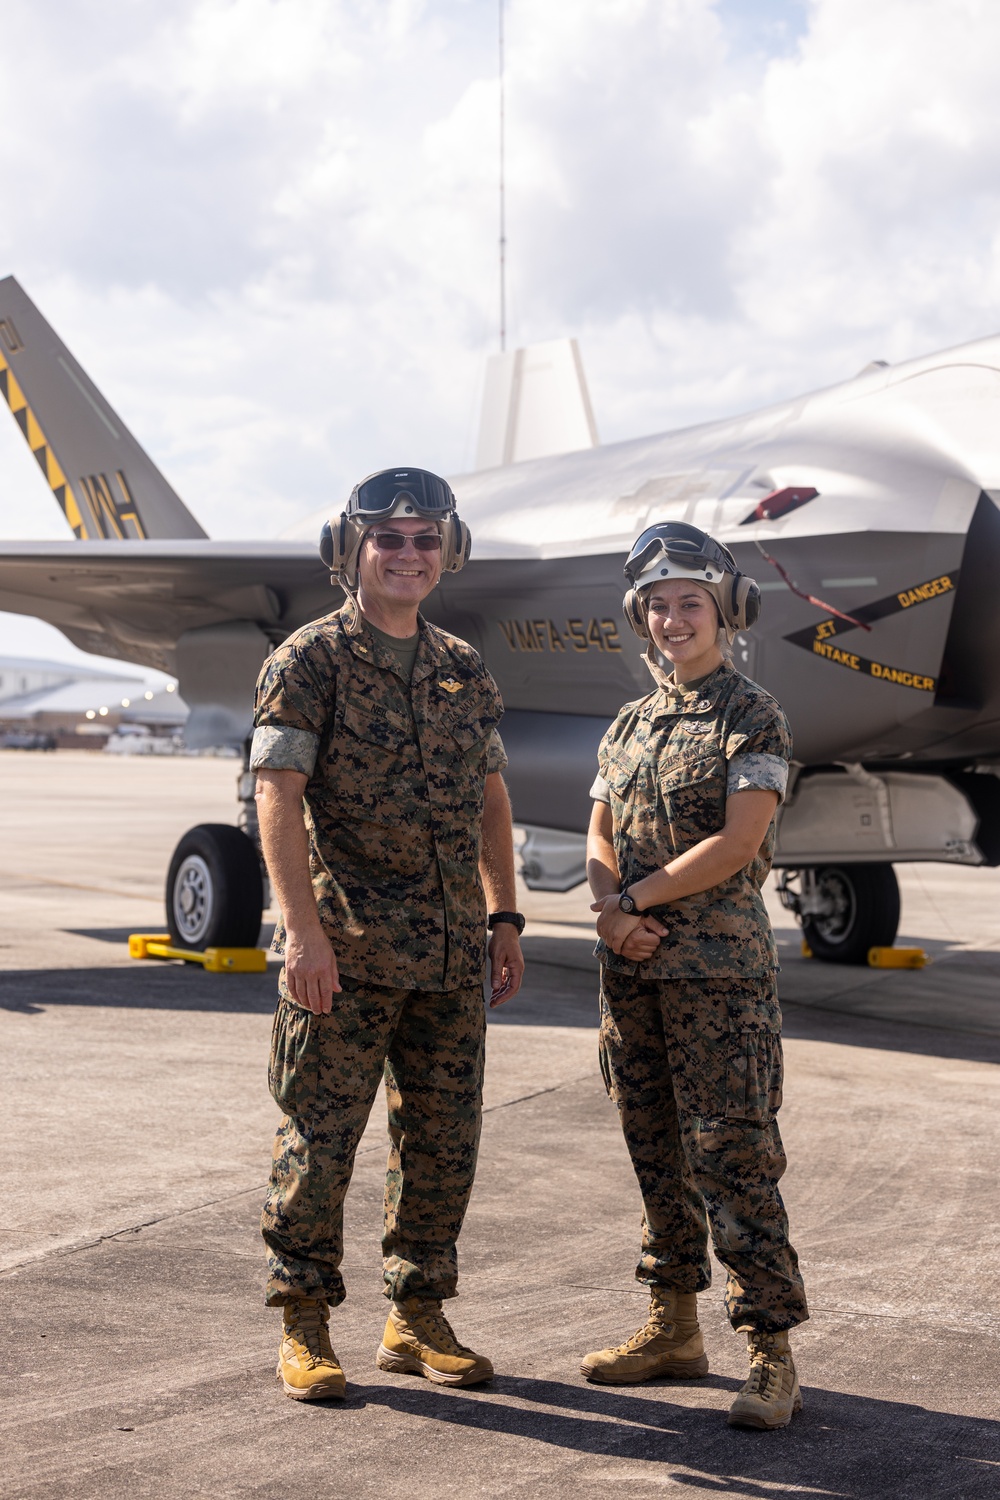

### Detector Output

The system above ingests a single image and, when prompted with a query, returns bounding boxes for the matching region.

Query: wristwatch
[488,910,525,935]
[618,890,639,915]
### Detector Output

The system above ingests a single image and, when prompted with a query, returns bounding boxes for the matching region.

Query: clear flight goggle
[347,467,457,523]
[624,522,737,590]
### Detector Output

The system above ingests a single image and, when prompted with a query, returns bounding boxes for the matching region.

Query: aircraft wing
[0,540,332,745]
[0,539,327,663]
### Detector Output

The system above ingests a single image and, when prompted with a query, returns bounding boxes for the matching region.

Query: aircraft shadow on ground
[297,1373,1000,1499]
[0,964,279,1015]
[4,942,1000,1065]
[63,922,279,946]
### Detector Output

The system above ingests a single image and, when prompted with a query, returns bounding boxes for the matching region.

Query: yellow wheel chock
[867,946,927,968]
[128,933,268,973]
[800,939,927,968]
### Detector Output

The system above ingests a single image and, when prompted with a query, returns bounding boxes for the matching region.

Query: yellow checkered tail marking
[0,346,90,539]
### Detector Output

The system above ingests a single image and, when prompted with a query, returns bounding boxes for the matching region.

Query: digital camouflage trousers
[598,968,808,1333]
[262,973,486,1308]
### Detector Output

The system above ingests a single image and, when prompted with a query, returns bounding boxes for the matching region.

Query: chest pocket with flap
[330,692,417,821]
[658,747,727,832]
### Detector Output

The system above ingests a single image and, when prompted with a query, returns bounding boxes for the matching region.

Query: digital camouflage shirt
[593,660,790,979]
[251,595,506,992]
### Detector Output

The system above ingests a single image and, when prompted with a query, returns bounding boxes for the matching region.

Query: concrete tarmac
[2,751,999,1499]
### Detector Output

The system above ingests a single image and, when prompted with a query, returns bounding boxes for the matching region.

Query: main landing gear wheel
[798,863,900,965]
[166,824,264,950]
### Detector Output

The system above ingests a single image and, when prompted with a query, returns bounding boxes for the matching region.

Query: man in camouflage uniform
[581,521,808,1430]
[251,468,524,1400]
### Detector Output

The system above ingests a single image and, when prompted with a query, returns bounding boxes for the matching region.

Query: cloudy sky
[1,0,999,664]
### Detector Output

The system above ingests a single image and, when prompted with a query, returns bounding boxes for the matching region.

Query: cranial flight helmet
[319,467,472,592]
[622,521,761,641]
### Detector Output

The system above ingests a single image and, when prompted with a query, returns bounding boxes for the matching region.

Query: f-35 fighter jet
[2,273,998,964]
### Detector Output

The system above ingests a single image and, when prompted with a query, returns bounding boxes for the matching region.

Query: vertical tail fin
[0,275,207,540]
[474,337,599,470]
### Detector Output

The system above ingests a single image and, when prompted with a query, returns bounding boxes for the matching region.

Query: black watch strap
[488,910,525,935]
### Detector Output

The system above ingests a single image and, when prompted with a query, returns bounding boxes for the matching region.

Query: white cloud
[0,0,999,666]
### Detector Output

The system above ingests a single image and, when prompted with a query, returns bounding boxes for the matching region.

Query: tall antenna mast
[498,0,507,353]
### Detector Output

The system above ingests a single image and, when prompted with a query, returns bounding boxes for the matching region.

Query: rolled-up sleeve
[251,637,336,781]
[724,694,792,803]
[589,772,611,804]
[727,751,788,802]
[250,724,320,776]
[487,728,508,776]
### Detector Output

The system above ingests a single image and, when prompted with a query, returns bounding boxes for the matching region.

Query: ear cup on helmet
[732,574,761,631]
[319,514,353,575]
[318,511,365,591]
[442,514,472,573]
[623,588,649,639]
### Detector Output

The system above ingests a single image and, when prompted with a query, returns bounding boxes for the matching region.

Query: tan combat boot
[376,1297,494,1386]
[580,1287,708,1384]
[276,1296,346,1400]
[727,1329,802,1429]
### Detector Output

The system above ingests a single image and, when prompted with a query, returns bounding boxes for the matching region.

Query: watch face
[619,894,635,914]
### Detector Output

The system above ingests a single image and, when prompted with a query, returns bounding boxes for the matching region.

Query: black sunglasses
[368,530,442,552]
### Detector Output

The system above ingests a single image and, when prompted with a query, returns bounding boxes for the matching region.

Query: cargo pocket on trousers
[725,1026,783,1124]
[597,985,619,1102]
[268,998,317,1119]
[598,1030,615,1101]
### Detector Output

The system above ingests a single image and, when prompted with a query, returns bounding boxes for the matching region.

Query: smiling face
[646,578,724,682]
[356,515,443,628]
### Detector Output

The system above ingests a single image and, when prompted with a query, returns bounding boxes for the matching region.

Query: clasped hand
[591,895,669,960]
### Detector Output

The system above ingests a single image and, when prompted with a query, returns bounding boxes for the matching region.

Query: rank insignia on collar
[439,679,463,693]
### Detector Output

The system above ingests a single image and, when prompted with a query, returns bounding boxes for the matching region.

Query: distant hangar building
[0,654,186,748]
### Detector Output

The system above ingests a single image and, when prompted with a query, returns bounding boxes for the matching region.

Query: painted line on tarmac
[479,1073,594,1114]
[0,1181,267,1279]
[0,1075,596,1279]
[0,869,163,901]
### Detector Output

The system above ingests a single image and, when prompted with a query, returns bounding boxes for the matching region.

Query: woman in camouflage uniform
[580,521,808,1430]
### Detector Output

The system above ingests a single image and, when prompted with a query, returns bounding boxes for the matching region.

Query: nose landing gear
[166,824,264,950]
[777,863,901,965]
[164,750,266,951]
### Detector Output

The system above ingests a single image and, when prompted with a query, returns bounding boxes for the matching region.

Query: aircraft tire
[801,863,900,965]
[166,823,264,950]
